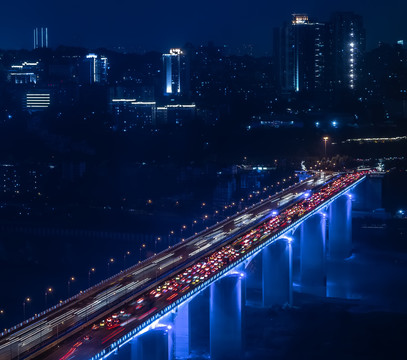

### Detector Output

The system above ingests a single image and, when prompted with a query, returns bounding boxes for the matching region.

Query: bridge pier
[131,325,173,360]
[188,288,210,354]
[300,212,326,296]
[245,252,263,305]
[262,238,293,307]
[329,194,352,259]
[210,273,245,360]
[173,301,190,359]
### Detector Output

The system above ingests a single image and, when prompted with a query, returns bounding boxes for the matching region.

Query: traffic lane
[37,172,343,359]
[12,173,333,357]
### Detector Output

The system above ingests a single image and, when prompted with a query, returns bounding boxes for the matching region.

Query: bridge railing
[0,171,325,339]
[89,173,366,360]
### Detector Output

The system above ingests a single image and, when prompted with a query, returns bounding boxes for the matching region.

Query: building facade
[162,48,190,96]
[329,12,366,90]
[274,14,327,92]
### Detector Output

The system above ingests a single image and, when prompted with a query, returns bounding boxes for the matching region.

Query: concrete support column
[245,252,263,305]
[210,273,245,360]
[329,194,352,259]
[188,288,210,353]
[173,301,190,359]
[262,239,292,307]
[300,212,326,296]
[131,326,172,360]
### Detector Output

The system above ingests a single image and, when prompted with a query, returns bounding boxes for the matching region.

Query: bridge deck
[0,171,368,360]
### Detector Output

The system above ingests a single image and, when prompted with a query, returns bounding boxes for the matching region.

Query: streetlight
[192,220,198,232]
[23,297,31,320]
[44,288,53,308]
[88,268,95,288]
[180,225,187,239]
[107,258,114,276]
[169,230,175,246]
[139,244,146,262]
[323,136,329,158]
[67,277,75,297]
[155,237,161,255]
[123,251,131,269]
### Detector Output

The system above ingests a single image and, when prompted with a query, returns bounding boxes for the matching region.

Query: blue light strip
[90,175,366,360]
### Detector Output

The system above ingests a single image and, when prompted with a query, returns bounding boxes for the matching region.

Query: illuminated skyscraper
[81,54,109,84]
[162,48,190,96]
[274,15,327,92]
[33,27,48,49]
[329,12,365,90]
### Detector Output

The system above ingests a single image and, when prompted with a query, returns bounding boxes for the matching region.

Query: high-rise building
[329,12,365,90]
[80,54,109,84]
[274,15,327,92]
[33,27,48,49]
[162,48,190,96]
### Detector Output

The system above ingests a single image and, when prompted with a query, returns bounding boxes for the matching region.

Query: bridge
[0,170,375,360]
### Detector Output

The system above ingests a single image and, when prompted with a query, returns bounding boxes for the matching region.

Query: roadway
[0,170,343,360]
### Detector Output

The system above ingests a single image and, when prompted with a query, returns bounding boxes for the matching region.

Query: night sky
[0,0,406,54]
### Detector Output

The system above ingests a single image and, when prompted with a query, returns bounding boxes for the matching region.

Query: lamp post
[88,268,95,288]
[139,244,146,262]
[0,309,4,328]
[155,237,161,255]
[23,297,31,320]
[67,277,75,298]
[181,225,187,238]
[123,251,130,269]
[44,288,52,308]
[168,230,175,247]
[107,258,114,277]
[323,136,329,158]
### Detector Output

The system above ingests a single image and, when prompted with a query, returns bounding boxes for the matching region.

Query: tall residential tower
[162,48,190,96]
[329,12,366,90]
[274,14,327,92]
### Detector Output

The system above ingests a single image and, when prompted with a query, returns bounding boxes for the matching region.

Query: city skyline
[0,1,405,54]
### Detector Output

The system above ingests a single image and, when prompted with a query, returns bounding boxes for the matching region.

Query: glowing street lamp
[323,136,329,157]
[67,277,75,297]
[107,258,114,276]
[23,297,31,320]
[139,244,146,262]
[88,267,96,287]
[154,237,161,255]
[123,251,131,269]
[45,287,53,307]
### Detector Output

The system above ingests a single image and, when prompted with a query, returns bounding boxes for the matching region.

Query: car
[107,321,120,330]
[99,320,105,327]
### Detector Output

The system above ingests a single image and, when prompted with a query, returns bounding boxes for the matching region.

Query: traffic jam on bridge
[53,171,367,360]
